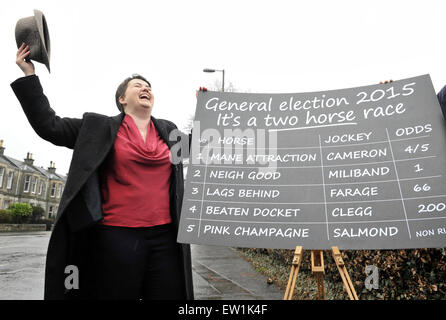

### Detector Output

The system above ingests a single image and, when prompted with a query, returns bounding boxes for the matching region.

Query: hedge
[239,247,446,300]
[0,209,12,223]
[0,206,54,229]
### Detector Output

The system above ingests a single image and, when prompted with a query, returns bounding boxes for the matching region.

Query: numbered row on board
[184,198,446,223]
[187,159,441,187]
[177,218,446,250]
[191,136,436,167]
[186,179,444,201]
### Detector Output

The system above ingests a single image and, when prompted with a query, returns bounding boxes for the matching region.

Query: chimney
[48,161,56,174]
[0,140,4,156]
[24,152,34,165]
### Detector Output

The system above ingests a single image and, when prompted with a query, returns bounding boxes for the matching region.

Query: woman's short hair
[115,74,151,112]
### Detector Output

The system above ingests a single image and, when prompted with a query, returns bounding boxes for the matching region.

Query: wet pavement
[0,231,283,300]
[0,232,48,300]
[192,244,283,300]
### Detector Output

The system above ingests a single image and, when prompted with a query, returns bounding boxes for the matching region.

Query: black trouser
[84,223,185,300]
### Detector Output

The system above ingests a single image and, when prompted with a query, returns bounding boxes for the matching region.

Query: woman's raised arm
[11,43,83,149]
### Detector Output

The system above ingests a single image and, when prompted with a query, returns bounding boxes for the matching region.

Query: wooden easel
[284,246,358,300]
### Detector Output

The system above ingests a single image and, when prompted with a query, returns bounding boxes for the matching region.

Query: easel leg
[331,246,359,300]
[283,246,303,300]
[311,250,325,300]
[285,246,359,300]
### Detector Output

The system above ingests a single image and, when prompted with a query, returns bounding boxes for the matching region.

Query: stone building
[0,140,66,219]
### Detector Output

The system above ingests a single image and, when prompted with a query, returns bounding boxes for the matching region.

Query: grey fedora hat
[15,9,51,72]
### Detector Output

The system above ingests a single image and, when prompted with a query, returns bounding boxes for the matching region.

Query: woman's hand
[196,86,208,98]
[16,43,35,76]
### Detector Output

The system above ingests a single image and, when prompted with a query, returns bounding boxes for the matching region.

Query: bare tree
[183,112,195,134]
[183,80,249,134]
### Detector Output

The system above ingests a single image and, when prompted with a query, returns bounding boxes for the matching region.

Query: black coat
[11,75,194,300]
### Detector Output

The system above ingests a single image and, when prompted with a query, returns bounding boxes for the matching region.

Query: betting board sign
[177,75,446,250]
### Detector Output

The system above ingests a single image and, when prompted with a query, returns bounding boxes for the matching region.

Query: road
[0,232,48,299]
[0,231,283,300]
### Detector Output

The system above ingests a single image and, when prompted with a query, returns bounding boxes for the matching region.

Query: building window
[50,182,56,197]
[31,176,37,194]
[48,205,54,218]
[6,172,13,189]
[24,175,31,193]
[0,167,4,188]
[57,184,62,198]
[38,180,43,195]
[4,200,10,210]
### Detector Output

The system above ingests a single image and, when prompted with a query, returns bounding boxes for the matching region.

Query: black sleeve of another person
[437,85,446,120]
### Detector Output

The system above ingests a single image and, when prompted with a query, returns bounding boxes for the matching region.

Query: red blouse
[100,114,172,227]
